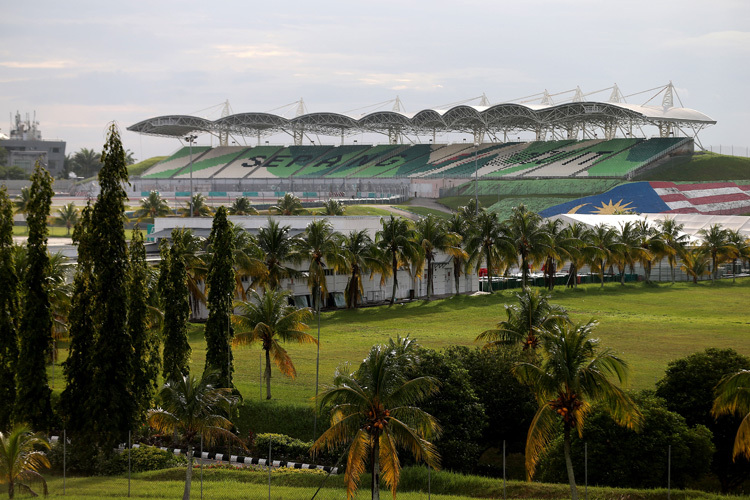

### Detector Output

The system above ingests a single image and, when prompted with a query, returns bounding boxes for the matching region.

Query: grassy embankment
[35,467,734,500]
[49,279,750,409]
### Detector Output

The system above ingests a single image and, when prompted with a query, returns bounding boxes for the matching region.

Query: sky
[1,0,748,161]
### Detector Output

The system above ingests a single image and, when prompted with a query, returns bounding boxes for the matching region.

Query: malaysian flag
[540,181,750,217]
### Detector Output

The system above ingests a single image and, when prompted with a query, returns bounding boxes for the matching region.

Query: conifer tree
[203,207,236,388]
[14,162,54,430]
[60,203,96,437]
[129,226,160,419]
[88,124,136,448]
[162,228,191,382]
[0,186,19,430]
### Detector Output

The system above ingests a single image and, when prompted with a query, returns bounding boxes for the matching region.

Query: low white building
[150,215,478,319]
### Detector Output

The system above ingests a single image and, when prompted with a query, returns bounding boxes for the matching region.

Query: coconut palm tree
[271,193,306,215]
[586,224,624,288]
[563,223,592,288]
[338,230,388,309]
[506,204,551,289]
[227,196,258,216]
[312,337,441,500]
[322,198,345,216]
[147,371,243,500]
[55,202,79,236]
[376,215,423,305]
[513,321,642,500]
[0,424,51,499]
[614,221,648,285]
[712,369,750,460]
[477,287,569,351]
[181,194,213,217]
[414,215,466,300]
[541,219,578,290]
[680,247,711,284]
[698,224,733,283]
[465,210,513,294]
[293,219,343,309]
[725,229,750,283]
[169,228,207,319]
[254,218,300,290]
[14,188,30,235]
[634,220,671,283]
[656,217,689,284]
[70,147,102,178]
[134,191,171,220]
[232,288,315,399]
[228,225,266,300]
[445,212,470,295]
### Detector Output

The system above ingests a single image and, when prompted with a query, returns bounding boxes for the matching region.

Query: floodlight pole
[185,134,197,216]
[474,143,479,215]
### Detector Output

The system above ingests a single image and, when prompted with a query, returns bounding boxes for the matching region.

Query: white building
[150,215,478,319]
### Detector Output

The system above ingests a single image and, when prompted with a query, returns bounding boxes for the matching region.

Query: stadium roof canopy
[127,83,715,146]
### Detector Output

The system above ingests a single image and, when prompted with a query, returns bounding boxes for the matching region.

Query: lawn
[394,205,451,219]
[13,225,147,241]
[47,278,750,409]
[636,152,750,181]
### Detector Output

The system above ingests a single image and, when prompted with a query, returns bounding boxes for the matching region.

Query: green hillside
[636,152,750,181]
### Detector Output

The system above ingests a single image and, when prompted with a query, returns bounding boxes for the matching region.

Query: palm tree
[414,215,466,299]
[227,196,258,216]
[181,194,213,217]
[712,369,750,460]
[254,218,300,290]
[169,228,208,319]
[586,224,624,288]
[322,198,345,216]
[232,288,315,399]
[614,221,648,285]
[338,230,388,309]
[513,321,642,500]
[312,337,441,500]
[541,219,578,290]
[293,219,343,308]
[376,215,423,305]
[55,203,79,236]
[445,212,470,295]
[725,229,750,283]
[656,218,689,284]
[271,193,306,215]
[698,223,733,283]
[563,223,592,288]
[14,188,30,234]
[634,220,671,283]
[680,247,711,284]
[507,204,551,289]
[70,147,102,178]
[147,371,242,500]
[228,225,266,300]
[465,210,513,294]
[477,287,569,351]
[0,424,51,499]
[134,191,171,220]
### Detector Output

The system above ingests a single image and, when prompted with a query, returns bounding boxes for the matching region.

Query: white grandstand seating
[172,146,248,179]
[412,143,502,178]
[142,147,211,179]
[475,143,532,176]
[214,146,283,179]
[514,140,601,177]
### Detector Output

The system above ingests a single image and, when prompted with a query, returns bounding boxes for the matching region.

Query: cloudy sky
[2,0,748,160]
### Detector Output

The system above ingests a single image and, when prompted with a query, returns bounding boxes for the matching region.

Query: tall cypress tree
[162,228,191,382]
[129,226,160,419]
[203,207,236,388]
[0,186,19,430]
[60,203,96,437]
[14,162,54,430]
[89,124,135,448]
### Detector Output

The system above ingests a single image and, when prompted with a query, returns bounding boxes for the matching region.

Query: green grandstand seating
[396,144,475,177]
[172,147,248,179]
[424,144,516,178]
[352,145,434,178]
[503,140,574,165]
[519,139,640,177]
[294,145,370,177]
[262,146,332,177]
[327,145,406,178]
[142,146,212,179]
[584,138,685,177]
[215,146,284,178]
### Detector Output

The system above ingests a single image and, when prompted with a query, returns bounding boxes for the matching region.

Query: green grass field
[637,152,750,181]
[47,279,750,408]
[127,157,168,178]
[33,466,734,500]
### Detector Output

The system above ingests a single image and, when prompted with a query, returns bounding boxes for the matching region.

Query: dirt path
[371,205,419,220]
[407,198,453,213]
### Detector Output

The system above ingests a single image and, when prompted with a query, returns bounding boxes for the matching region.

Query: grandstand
[127,83,715,198]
